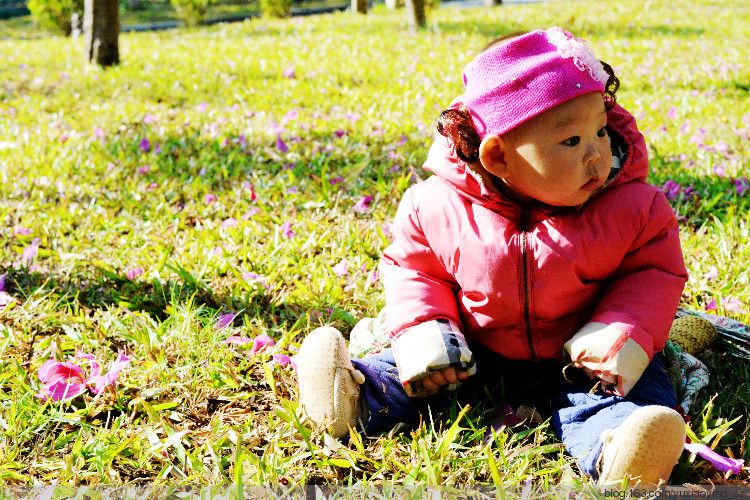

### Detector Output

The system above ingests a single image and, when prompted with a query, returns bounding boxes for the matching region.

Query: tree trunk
[405,0,425,29]
[385,0,400,9]
[83,0,120,67]
[483,0,502,5]
[352,0,367,14]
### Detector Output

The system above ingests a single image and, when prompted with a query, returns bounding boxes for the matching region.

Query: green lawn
[0,0,749,488]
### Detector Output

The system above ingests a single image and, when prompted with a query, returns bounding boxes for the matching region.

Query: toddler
[296,27,689,485]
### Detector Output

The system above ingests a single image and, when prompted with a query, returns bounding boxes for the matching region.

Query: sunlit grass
[0,0,749,486]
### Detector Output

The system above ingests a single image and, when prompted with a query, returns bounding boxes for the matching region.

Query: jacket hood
[423,103,649,209]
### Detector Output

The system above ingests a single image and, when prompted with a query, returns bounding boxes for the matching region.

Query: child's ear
[479,134,509,178]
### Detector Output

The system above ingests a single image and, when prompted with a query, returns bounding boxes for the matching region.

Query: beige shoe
[296,327,366,438]
[598,405,685,485]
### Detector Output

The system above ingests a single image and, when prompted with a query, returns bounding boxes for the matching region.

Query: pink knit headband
[451,27,609,139]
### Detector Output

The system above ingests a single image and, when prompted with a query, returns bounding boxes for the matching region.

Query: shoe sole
[599,406,686,485]
[297,327,362,438]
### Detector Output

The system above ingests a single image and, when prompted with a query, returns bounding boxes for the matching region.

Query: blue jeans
[351,346,678,479]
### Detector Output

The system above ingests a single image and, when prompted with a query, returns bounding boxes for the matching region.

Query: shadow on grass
[0,263,312,335]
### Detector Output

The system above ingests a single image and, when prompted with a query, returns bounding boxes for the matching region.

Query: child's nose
[584,142,602,166]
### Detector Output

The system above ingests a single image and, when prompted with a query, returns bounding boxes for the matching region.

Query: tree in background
[83,0,119,66]
[260,0,292,18]
[352,0,367,14]
[27,0,83,35]
[170,0,213,26]
[405,0,425,28]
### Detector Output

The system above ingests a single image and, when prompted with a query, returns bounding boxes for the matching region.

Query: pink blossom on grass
[723,297,746,314]
[661,180,681,201]
[22,238,41,266]
[0,292,14,307]
[276,135,289,153]
[221,217,238,228]
[36,352,131,402]
[269,353,295,369]
[352,195,373,213]
[215,313,236,329]
[137,164,151,175]
[196,102,208,113]
[252,334,275,354]
[126,268,144,280]
[734,177,749,196]
[242,272,270,289]
[703,265,719,281]
[283,65,296,79]
[667,106,678,121]
[138,138,151,152]
[332,259,349,277]
[222,335,253,345]
[281,110,298,125]
[204,193,218,205]
[281,221,296,239]
[142,114,156,124]
[706,296,747,314]
[243,207,260,220]
[13,227,31,236]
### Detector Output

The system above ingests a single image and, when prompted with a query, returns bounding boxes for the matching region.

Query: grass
[0,0,749,489]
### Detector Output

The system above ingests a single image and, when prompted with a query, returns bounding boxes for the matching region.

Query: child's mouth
[581,178,602,191]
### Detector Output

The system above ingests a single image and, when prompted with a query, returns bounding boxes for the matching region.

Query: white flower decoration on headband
[544,27,609,85]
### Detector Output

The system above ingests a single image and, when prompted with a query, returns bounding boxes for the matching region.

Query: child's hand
[415,367,469,392]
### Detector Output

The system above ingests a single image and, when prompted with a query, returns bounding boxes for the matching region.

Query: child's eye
[563,137,580,147]
[597,127,608,138]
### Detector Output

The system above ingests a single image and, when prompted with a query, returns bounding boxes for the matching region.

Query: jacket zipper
[520,207,536,359]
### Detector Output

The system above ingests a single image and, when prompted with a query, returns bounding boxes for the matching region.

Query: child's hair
[437,31,621,164]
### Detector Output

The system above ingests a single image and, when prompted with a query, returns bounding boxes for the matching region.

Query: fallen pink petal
[221,335,253,345]
[13,227,31,236]
[22,237,41,266]
[705,299,718,311]
[722,296,746,314]
[242,272,270,289]
[252,334,275,354]
[215,313,236,329]
[332,259,349,277]
[270,353,292,368]
[276,134,289,153]
[91,353,131,394]
[702,265,719,281]
[204,193,218,205]
[281,220,296,238]
[36,352,130,402]
[126,268,144,280]
[0,292,14,307]
[684,442,744,474]
[221,217,238,228]
[243,207,260,220]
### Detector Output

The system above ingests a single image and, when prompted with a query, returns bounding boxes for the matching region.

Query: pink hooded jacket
[380,103,688,396]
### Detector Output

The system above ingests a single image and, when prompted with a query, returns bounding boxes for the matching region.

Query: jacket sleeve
[379,186,476,396]
[565,189,688,396]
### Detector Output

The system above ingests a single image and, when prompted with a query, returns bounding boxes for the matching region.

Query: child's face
[493,92,613,207]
